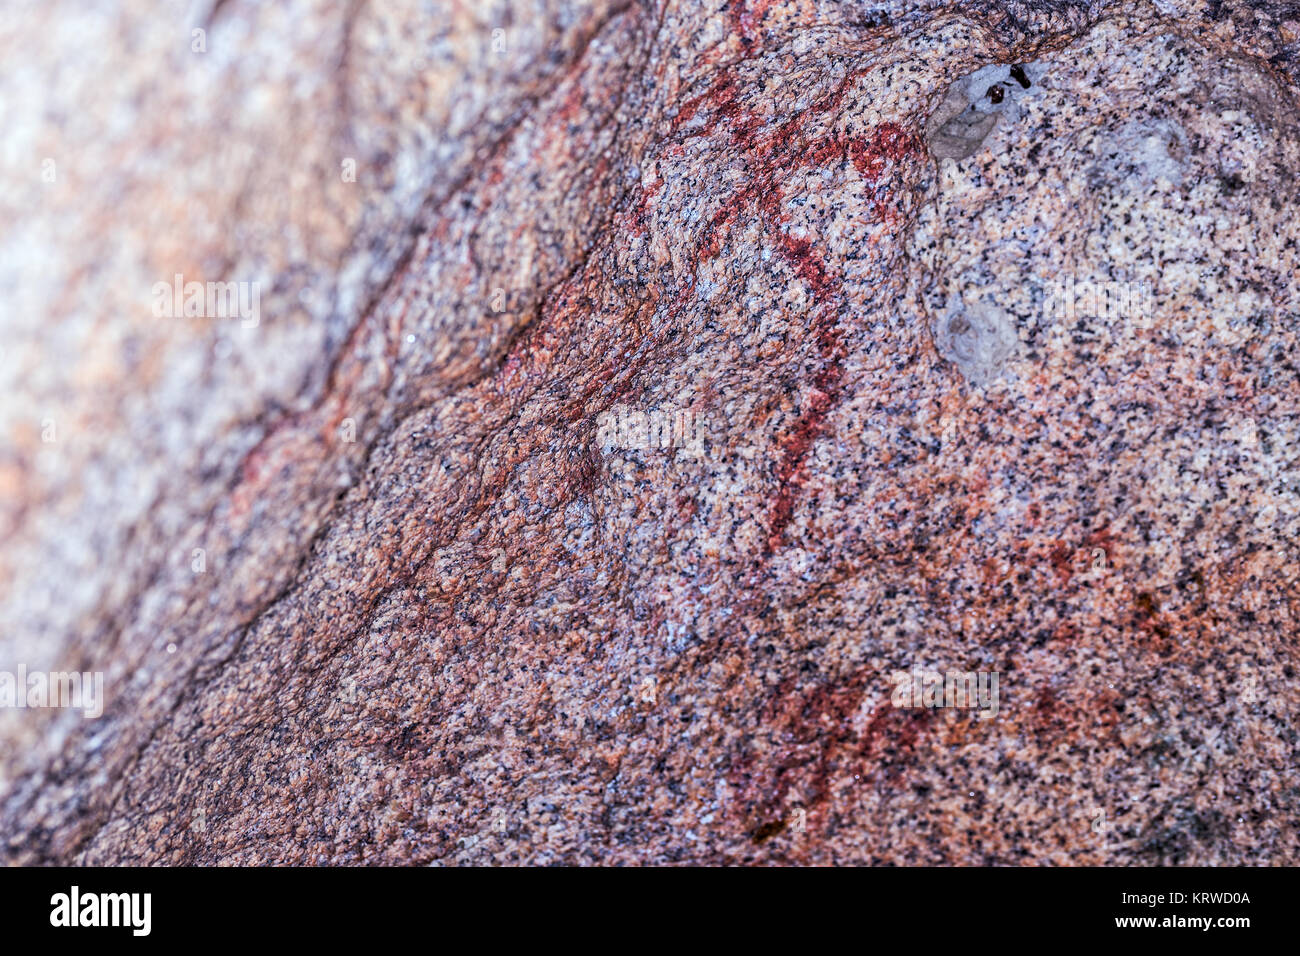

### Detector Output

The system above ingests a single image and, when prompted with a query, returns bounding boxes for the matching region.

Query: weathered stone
[2,0,1298,865]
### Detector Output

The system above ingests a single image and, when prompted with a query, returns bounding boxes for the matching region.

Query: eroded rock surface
[2,0,1298,864]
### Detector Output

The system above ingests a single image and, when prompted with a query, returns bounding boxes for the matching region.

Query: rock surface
[2,0,1298,864]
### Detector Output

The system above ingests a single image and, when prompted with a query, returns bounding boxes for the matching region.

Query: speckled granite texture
[1,0,1297,865]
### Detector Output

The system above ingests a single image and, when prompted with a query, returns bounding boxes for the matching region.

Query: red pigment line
[766,346,843,551]
[727,667,865,834]
[856,699,933,767]
[672,73,756,140]
[846,123,915,180]
[758,125,919,550]
[656,92,922,550]
[730,670,936,837]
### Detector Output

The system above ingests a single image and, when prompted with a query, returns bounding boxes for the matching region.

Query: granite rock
[1,0,1298,865]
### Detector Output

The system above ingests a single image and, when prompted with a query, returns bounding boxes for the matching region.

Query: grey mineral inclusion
[926,62,1049,160]
[931,301,1020,386]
